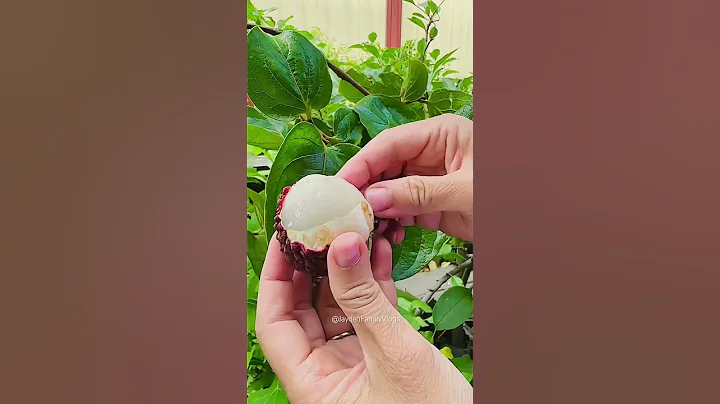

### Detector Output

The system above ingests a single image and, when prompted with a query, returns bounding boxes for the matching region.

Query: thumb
[327,233,408,351]
[364,173,471,218]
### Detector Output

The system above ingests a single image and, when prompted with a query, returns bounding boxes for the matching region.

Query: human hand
[255,232,473,404]
[337,114,474,243]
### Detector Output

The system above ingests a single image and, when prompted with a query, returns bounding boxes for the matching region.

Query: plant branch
[414,256,473,316]
[247,23,370,96]
[461,258,473,284]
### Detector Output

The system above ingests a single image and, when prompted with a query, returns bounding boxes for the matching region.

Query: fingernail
[336,242,361,268]
[365,188,392,212]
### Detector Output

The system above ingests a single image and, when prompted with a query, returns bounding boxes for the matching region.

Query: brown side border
[472,1,720,403]
[0,0,248,403]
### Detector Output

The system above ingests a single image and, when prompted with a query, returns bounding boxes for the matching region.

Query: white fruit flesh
[280,174,374,251]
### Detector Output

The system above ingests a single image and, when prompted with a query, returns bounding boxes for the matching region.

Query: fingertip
[370,236,393,278]
[260,234,297,281]
[328,232,367,269]
[384,220,405,244]
[336,163,368,190]
[394,226,406,244]
[375,219,390,234]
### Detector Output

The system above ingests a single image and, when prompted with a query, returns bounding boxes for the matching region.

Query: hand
[255,233,473,404]
[337,114,474,243]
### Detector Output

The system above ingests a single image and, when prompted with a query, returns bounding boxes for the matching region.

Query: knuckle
[404,176,431,207]
[337,280,382,311]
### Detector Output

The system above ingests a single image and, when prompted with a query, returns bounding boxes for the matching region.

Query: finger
[336,119,438,189]
[393,225,405,244]
[292,270,325,348]
[382,162,406,181]
[317,235,399,336]
[370,236,397,309]
[398,215,415,227]
[364,172,472,219]
[255,237,312,379]
[385,220,405,244]
[316,277,353,339]
[375,219,390,234]
[327,233,409,357]
[416,212,442,232]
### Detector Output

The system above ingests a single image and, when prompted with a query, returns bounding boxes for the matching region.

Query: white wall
[253,0,387,47]
[253,0,473,76]
[401,0,473,77]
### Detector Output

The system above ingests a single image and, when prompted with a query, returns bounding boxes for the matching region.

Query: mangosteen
[274,174,374,277]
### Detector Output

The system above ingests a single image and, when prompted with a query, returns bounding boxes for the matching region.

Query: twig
[247,23,370,96]
[460,259,473,284]
[414,257,473,316]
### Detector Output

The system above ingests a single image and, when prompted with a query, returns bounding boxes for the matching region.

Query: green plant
[247,1,473,400]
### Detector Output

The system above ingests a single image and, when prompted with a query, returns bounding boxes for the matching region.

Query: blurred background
[252,0,473,76]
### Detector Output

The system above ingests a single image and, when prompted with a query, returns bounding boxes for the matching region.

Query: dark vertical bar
[386,0,403,48]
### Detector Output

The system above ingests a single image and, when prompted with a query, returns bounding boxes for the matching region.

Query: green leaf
[449,275,464,287]
[444,252,466,263]
[437,243,452,256]
[430,49,440,59]
[429,26,438,39]
[434,49,458,70]
[426,102,442,117]
[346,69,373,88]
[368,32,377,43]
[420,331,434,343]
[397,306,428,330]
[350,43,381,59]
[411,299,433,313]
[332,107,364,145]
[263,123,361,242]
[311,118,333,137]
[400,59,429,102]
[432,286,473,331]
[455,99,473,120]
[247,231,268,278]
[247,167,267,183]
[440,346,454,359]
[247,378,289,404]
[409,17,426,30]
[368,72,403,97]
[355,95,420,138]
[427,1,439,14]
[417,38,427,55]
[338,80,365,103]
[429,49,459,87]
[248,188,266,229]
[247,270,260,299]
[248,109,286,150]
[277,16,294,30]
[247,211,261,233]
[247,299,257,332]
[247,26,332,120]
[396,289,420,302]
[428,89,472,113]
[248,106,291,135]
[451,355,474,382]
[392,226,451,280]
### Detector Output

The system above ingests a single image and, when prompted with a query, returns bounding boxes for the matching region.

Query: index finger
[336,118,435,188]
[255,237,312,378]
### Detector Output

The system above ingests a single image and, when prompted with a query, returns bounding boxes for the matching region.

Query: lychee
[274,174,374,276]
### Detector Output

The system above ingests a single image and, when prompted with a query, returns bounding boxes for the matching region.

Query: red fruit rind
[275,186,330,276]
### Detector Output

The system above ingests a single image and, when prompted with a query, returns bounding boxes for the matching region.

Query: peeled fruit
[274,174,374,277]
